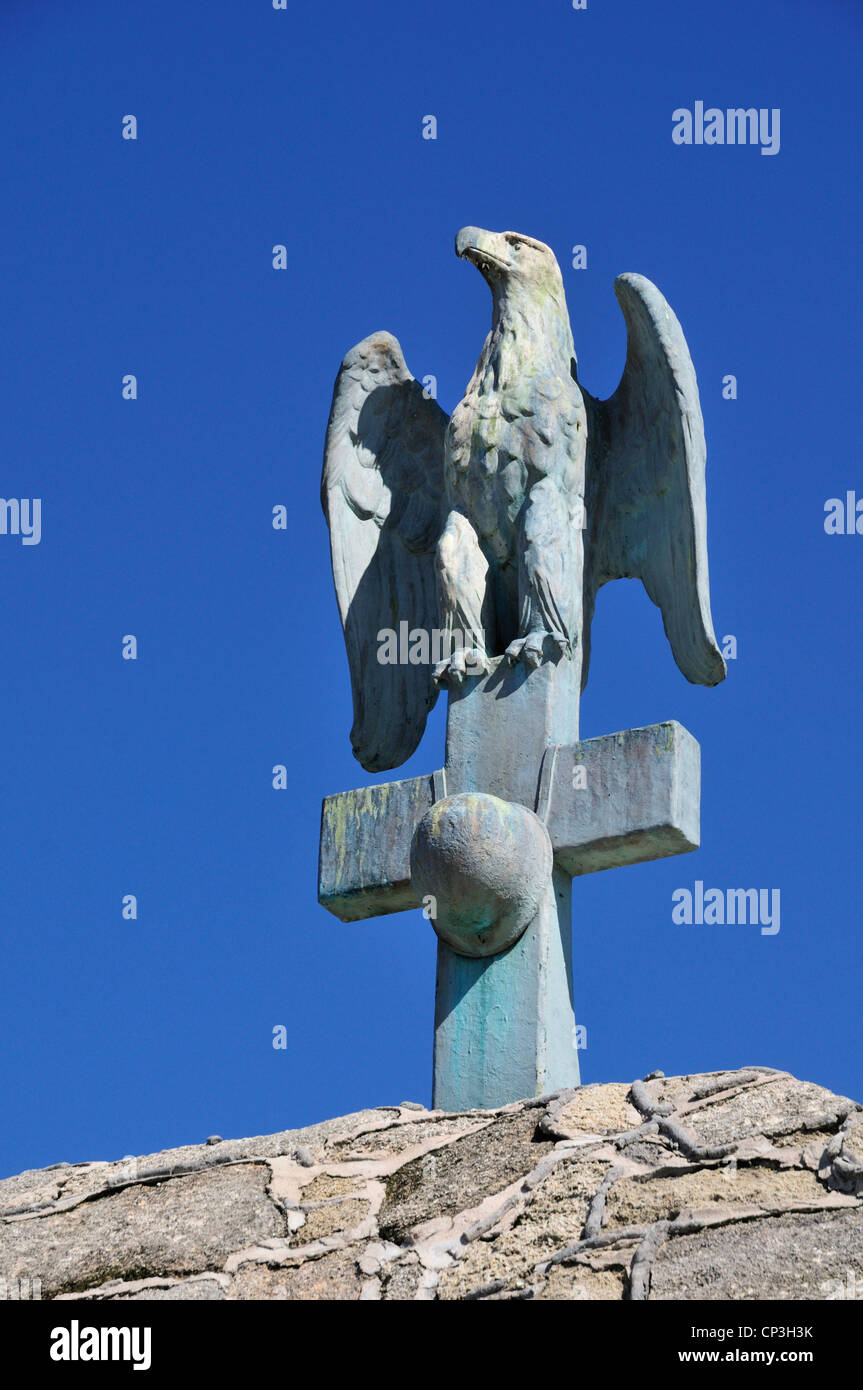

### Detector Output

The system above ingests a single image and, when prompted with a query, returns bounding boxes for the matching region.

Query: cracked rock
[2,1068,860,1301]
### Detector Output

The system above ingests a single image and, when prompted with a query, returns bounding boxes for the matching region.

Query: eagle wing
[322,332,448,772]
[578,273,726,690]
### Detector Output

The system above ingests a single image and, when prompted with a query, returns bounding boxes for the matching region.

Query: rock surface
[2,1068,862,1301]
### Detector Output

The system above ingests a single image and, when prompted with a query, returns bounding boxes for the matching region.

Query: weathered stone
[437,1158,609,1298]
[34,1109,397,1211]
[544,723,700,877]
[379,1110,554,1242]
[0,1167,66,1215]
[553,1084,642,1136]
[290,1199,370,1245]
[527,1156,613,1244]
[0,1164,282,1297]
[108,1277,226,1301]
[681,1077,856,1147]
[3,1070,860,1301]
[319,776,435,921]
[537,1265,627,1300]
[622,1140,683,1167]
[381,1255,423,1301]
[411,792,553,958]
[604,1163,827,1229]
[842,1113,863,1165]
[299,1174,364,1201]
[770,1128,836,1159]
[650,1207,863,1301]
[327,1114,484,1160]
[227,1251,362,1301]
[646,1069,768,1116]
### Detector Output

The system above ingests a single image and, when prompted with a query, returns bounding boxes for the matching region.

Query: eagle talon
[433,647,490,686]
[505,632,571,670]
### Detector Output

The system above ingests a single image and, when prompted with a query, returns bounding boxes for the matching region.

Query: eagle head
[455,226,564,304]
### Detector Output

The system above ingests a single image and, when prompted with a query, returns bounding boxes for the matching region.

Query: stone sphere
[410,792,552,958]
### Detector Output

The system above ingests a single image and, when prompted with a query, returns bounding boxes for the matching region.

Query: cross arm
[318,772,440,922]
[538,720,701,875]
[318,720,700,924]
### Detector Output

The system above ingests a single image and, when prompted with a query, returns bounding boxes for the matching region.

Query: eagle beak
[455,226,485,259]
[455,226,508,274]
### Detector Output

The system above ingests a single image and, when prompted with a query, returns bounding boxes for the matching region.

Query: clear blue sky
[1,0,861,1177]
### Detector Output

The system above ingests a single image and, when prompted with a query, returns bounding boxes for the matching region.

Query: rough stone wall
[2,1068,862,1301]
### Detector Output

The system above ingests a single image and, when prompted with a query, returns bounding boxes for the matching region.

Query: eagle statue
[322,226,725,774]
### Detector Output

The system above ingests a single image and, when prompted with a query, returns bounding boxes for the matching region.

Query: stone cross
[319,655,700,1110]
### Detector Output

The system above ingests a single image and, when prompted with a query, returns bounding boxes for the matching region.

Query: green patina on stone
[317,224,724,1109]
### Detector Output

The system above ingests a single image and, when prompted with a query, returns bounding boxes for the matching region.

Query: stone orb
[410,792,552,958]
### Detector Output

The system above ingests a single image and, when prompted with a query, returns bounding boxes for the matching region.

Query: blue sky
[1,0,861,1177]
